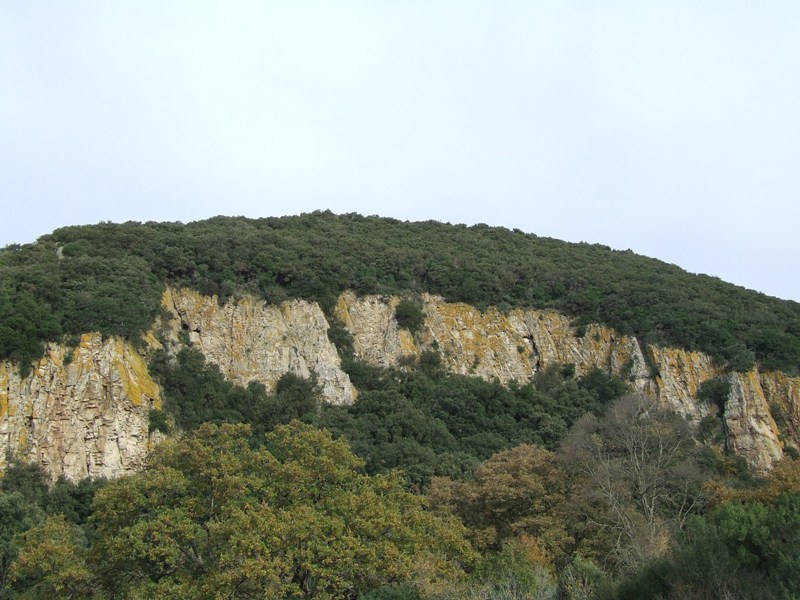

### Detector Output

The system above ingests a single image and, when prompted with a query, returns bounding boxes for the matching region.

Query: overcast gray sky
[2,2,799,300]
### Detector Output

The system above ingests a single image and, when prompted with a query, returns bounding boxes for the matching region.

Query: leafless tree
[560,393,707,574]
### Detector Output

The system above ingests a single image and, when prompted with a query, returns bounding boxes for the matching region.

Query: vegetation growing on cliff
[2,212,799,374]
[148,342,627,487]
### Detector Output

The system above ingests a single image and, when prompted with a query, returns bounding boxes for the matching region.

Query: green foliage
[360,584,421,600]
[44,477,107,527]
[12,422,473,599]
[605,492,800,599]
[150,347,319,442]
[0,460,105,598]
[467,539,559,600]
[3,213,800,374]
[0,492,44,596]
[318,360,626,486]
[0,235,163,372]
[0,290,61,377]
[697,377,731,413]
[0,458,49,507]
[576,367,628,405]
[394,297,426,333]
[9,515,93,600]
[558,555,610,600]
[327,319,355,356]
[147,408,172,434]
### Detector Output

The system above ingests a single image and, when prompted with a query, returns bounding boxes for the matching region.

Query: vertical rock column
[0,333,161,481]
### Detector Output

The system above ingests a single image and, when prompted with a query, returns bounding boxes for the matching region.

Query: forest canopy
[2,211,799,374]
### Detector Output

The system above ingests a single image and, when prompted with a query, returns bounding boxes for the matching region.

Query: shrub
[394,297,426,333]
[697,377,731,414]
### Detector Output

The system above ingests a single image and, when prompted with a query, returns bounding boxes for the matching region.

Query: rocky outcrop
[336,292,798,474]
[335,292,653,385]
[725,370,784,473]
[1,289,797,480]
[161,288,357,406]
[0,333,160,481]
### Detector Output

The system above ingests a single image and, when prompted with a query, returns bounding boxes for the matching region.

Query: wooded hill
[2,211,799,375]
[2,212,800,598]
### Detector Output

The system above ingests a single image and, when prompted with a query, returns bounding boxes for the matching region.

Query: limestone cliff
[0,333,161,481]
[161,287,356,405]
[336,292,798,474]
[1,288,797,480]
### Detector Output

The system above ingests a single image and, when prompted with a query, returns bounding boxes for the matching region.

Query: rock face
[0,334,161,481]
[1,288,797,480]
[725,371,784,474]
[162,287,356,406]
[336,292,797,474]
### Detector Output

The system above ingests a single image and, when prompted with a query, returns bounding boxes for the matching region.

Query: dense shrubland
[2,212,799,374]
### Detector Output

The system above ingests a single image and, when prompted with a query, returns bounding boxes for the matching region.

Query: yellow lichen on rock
[0,332,161,482]
[727,370,784,474]
[2,286,798,481]
[334,294,354,327]
[759,371,800,445]
[143,330,162,350]
[0,364,8,420]
[398,330,419,359]
[114,338,163,409]
[647,346,721,420]
[164,286,356,405]
[421,299,535,382]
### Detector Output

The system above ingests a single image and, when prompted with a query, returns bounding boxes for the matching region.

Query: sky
[2,2,799,301]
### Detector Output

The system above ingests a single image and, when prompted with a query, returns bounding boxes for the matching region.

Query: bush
[697,377,731,413]
[394,297,426,333]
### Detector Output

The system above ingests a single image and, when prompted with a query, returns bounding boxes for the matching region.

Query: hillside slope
[2,213,800,480]
[1,286,797,480]
[2,212,799,375]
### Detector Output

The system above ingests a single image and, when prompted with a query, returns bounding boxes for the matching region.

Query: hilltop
[2,211,799,376]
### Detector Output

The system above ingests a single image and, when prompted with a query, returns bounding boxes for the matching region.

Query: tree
[9,515,94,600]
[560,394,707,574]
[429,444,571,566]
[606,492,800,600]
[0,458,49,507]
[36,422,475,599]
[0,492,43,596]
[394,298,425,334]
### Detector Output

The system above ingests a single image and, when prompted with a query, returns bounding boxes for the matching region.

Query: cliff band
[1,288,797,480]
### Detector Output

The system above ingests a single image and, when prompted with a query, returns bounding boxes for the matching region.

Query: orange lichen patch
[334,294,353,326]
[65,333,101,377]
[650,346,722,397]
[759,371,800,445]
[398,330,418,358]
[114,339,162,409]
[0,365,9,420]
[143,330,163,350]
[79,332,100,348]
[185,288,223,322]
[432,302,516,360]
[737,369,785,444]
[160,286,175,310]
[419,300,541,383]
